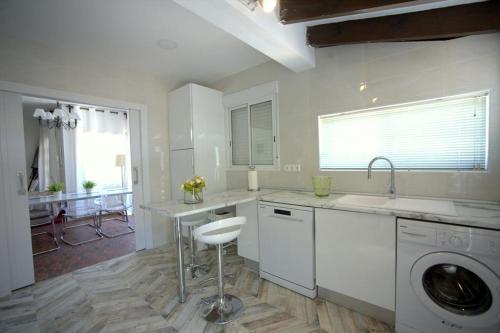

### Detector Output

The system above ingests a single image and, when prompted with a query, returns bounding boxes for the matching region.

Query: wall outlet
[284,164,301,172]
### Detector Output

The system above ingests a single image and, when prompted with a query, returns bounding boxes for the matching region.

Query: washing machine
[396,218,500,333]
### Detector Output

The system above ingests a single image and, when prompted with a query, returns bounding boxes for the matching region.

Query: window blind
[319,93,488,170]
[250,101,274,165]
[231,106,249,165]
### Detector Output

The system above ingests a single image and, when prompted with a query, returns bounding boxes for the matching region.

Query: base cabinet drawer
[315,208,396,311]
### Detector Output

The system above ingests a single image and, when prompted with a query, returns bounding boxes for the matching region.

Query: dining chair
[95,193,134,238]
[30,206,60,255]
[61,199,103,246]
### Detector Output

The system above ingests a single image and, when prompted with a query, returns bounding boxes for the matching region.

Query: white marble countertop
[140,189,276,218]
[141,188,500,230]
[259,190,500,231]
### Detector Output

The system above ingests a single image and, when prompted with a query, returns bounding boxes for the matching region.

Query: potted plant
[83,180,96,194]
[181,176,206,204]
[48,182,64,198]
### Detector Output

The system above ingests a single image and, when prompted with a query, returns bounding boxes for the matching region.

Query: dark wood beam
[307,1,500,48]
[279,0,439,24]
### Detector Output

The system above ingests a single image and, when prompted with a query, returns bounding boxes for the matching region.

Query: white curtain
[38,124,64,191]
[75,108,132,192]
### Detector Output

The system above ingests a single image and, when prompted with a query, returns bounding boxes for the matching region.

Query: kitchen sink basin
[335,195,390,207]
[334,194,457,216]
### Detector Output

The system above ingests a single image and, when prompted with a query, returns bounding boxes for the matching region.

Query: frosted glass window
[229,100,276,167]
[230,106,249,166]
[319,93,488,170]
[250,101,274,165]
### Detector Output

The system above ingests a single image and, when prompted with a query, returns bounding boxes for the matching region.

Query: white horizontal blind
[319,93,488,170]
[231,106,250,165]
[250,101,274,165]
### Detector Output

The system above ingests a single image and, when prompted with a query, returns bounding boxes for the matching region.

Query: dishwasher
[258,202,316,298]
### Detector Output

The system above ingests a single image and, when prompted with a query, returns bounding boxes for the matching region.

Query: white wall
[212,33,500,201]
[0,41,173,246]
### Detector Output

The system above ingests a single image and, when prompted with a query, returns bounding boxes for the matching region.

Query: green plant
[48,182,64,192]
[82,180,96,190]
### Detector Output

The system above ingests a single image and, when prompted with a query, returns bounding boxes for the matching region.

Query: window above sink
[318,91,489,171]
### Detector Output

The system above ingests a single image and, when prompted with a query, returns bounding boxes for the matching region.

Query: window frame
[224,81,280,171]
[317,90,490,172]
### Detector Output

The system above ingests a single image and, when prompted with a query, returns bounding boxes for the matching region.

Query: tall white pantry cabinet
[168,83,227,200]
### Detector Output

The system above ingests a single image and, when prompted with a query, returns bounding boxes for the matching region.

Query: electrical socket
[284,164,301,172]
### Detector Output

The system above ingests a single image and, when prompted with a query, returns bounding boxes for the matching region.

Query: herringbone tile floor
[0,244,394,332]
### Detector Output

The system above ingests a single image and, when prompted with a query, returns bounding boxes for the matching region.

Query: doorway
[23,96,138,281]
[0,85,150,296]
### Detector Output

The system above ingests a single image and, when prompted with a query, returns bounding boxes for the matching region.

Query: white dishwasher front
[258,202,316,298]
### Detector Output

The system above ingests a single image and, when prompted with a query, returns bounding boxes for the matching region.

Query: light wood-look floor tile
[0,244,394,332]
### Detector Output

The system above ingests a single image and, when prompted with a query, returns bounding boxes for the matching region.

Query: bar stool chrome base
[186,263,210,279]
[199,294,244,324]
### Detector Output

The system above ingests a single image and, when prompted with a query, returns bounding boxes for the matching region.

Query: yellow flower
[180,184,184,190]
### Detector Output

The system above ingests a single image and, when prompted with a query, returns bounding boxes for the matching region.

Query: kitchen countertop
[141,188,500,230]
[259,190,500,231]
[140,189,276,218]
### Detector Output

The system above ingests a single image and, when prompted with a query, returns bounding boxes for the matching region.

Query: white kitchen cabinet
[315,208,396,311]
[168,84,227,199]
[236,200,259,262]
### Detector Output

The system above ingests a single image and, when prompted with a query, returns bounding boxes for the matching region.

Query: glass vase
[184,189,203,204]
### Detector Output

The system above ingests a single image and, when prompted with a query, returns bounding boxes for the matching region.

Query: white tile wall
[212,33,500,201]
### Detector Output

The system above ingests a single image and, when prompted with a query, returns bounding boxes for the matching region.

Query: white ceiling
[0,0,270,85]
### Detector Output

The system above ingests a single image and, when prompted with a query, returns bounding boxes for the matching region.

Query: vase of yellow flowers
[181,176,206,204]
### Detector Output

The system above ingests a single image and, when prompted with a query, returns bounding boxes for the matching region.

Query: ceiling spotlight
[372,97,378,103]
[157,39,178,50]
[259,0,277,13]
[240,0,277,13]
[359,82,367,92]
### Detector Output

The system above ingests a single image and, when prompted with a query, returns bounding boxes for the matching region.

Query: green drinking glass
[312,176,332,197]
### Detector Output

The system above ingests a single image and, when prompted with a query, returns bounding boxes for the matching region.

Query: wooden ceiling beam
[279,0,437,24]
[307,1,500,48]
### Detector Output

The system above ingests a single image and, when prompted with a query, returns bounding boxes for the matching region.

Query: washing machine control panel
[436,228,500,254]
[437,231,470,250]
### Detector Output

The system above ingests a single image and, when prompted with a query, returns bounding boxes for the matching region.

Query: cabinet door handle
[17,171,27,195]
[262,213,304,223]
[132,167,139,185]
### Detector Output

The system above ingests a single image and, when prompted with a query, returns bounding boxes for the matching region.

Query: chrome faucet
[368,156,396,199]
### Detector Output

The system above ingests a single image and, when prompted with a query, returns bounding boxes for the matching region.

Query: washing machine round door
[411,252,500,328]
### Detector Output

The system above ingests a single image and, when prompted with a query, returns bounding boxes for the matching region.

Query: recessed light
[372,97,378,103]
[157,39,178,50]
[359,82,367,92]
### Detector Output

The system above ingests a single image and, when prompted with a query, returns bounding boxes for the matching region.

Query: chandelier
[33,103,81,129]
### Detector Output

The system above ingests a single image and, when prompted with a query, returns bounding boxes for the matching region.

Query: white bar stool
[182,212,210,278]
[194,216,246,324]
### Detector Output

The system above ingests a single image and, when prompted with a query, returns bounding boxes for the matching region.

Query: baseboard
[260,270,317,299]
[318,287,395,326]
[243,258,259,272]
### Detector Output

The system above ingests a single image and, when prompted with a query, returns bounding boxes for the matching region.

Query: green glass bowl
[312,176,332,197]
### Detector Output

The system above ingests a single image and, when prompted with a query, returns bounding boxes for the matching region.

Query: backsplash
[212,33,500,201]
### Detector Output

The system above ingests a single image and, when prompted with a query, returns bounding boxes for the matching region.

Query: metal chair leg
[60,214,103,246]
[198,244,244,324]
[185,225,209,279]
[97,209,134,238]
[32,218,60,256]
